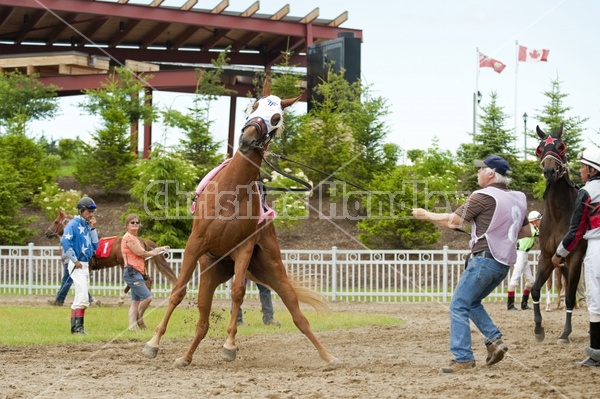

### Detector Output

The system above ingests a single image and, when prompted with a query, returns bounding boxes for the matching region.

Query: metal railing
[0,244,554,303]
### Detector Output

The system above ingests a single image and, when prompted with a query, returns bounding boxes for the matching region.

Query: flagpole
[473,47,480,144]
[515,40,520,158]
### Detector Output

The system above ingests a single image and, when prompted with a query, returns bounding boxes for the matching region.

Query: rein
[264,152,471,236]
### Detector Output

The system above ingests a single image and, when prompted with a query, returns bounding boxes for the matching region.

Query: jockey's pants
[68,260,90,310]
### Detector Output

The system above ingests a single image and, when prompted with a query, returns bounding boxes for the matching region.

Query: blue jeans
[123,266,151,301]
[237,281,274,324]
[449,255,509,362]
[55,261,93,304]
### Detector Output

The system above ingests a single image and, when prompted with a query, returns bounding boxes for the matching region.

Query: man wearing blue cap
[413,154,532,373]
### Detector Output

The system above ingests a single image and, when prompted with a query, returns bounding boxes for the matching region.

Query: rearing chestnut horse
[142,81,339,367]
[531,125,586,343]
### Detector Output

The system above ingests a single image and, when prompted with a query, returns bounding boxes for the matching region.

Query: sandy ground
[0,296,598,399]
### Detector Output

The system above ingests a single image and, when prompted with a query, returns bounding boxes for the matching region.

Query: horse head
[536,124,567,183]
[238,79,300,154]
[44,208,72,239]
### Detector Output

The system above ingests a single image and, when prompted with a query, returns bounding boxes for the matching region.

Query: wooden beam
[328,11,348,27]
[241,1,260,18]
[270,4,290,20]
[150,0,165,6]
[181,0,198,11]
[211,0,229,14]
[125,59,159,72]
[299,8,319,24]
[58,64,107,75]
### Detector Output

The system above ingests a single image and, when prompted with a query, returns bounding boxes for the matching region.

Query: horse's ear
[59,208,66,217]
[263,76,271,97]
[281,96,301,110]
[536,125,546,139]
[557,123,564,137]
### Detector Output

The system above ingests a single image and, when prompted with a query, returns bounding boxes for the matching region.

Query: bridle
[537,135,568,181]
[239,95,284,152]
[48,213,71,238]
[240,116,276,151]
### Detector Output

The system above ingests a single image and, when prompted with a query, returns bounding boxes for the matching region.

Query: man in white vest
[413,154,531,373]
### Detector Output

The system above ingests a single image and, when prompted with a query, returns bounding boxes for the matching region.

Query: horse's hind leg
[143,247,204,359]
[175,255,234,368]
[250,242,338,365]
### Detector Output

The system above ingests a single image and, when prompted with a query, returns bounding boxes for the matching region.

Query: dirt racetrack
[1,296,598,399]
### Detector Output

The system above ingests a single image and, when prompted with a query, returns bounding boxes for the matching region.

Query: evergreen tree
[457,92,518,191]
[0,71,58,132]
[163,51,231,178]
[74,67,155,192]
[533,77,586,161]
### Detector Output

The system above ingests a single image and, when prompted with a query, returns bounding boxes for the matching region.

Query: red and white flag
[518,45,549,63]
[479,53,506,73]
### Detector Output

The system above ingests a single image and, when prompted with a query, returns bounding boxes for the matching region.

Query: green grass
[0,305,404,345]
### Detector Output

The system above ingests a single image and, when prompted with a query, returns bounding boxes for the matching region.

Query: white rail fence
[0,244,556,303]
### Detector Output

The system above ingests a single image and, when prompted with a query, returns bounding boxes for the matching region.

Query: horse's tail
[144,239,178,285]
[287,275,330,313]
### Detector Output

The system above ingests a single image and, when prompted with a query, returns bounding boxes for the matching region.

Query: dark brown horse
[45,209,178,290]
[531,125,586,343]
[142,81,339,367]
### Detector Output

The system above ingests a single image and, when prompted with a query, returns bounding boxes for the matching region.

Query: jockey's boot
[583,322,600,362]
[521,294,531,310]
[71,308,86,335]
[507,296,518,311]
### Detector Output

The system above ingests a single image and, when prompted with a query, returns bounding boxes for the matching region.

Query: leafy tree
[126,146,198,248]
[0,71,58,132]
[357,140,465,249]
[532,77,586,162]
[0,131,60,196]
[291,67,397,190]
[163,51,231,177]
[74,67,155,192]
[0,159,35,244]
[457,92,518,191]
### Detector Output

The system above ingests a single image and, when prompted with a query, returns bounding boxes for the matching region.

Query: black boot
[521,294,531,310]
[507,296,518,311]
[583,322,600,362]
[71,309,86,334]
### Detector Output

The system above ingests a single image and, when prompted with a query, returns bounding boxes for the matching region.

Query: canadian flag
[479,53,506,73]
[518,45,549,63]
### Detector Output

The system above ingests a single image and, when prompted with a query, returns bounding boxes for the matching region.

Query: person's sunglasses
[130,221,140,225]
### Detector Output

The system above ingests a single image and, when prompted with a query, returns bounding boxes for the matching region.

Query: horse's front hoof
[326,357,341,367]
[220,346,237,362]
[174,358,190,368]
[534,331,545,342]
[557,337,570,345]
[142,343,159,359]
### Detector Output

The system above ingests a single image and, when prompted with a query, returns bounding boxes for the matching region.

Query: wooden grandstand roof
[0,0,362,97]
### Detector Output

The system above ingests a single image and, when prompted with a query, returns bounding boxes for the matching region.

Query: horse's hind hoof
[142,343,159,359]
[325,357,341,368]
[220,346,237,362]
[174,358,190,368]
[557,338,570,345]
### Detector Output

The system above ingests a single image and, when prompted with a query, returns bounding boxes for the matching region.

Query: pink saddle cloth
[190,158,276,224]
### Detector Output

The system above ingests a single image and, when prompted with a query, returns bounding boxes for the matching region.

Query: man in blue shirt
[60,197,99,334]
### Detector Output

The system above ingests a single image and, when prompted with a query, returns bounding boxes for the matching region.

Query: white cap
[579,148,600,171]
[528,210,542,221]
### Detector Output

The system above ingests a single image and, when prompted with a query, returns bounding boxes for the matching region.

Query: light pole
[472,91,482,144]
[523,112,528,160]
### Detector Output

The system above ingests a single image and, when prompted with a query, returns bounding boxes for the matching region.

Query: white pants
[509,250,534,289]
[68,260,90,310]
[584,240,600,318]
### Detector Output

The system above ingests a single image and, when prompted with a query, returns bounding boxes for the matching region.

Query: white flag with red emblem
[518,45,549,63]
